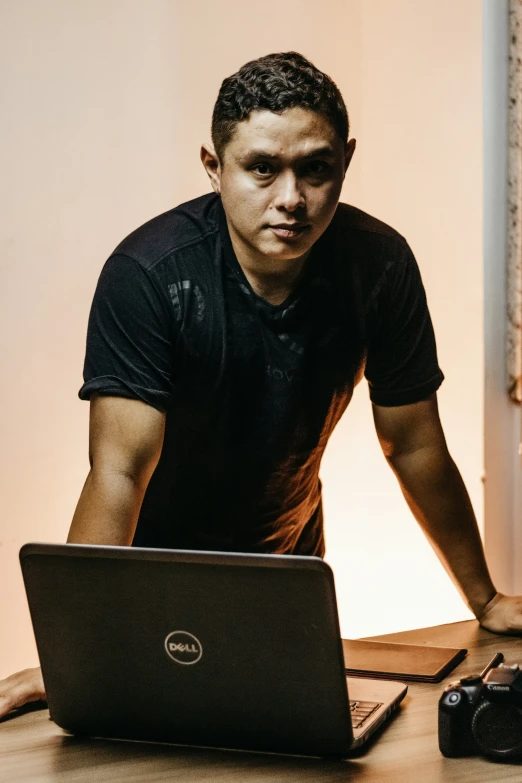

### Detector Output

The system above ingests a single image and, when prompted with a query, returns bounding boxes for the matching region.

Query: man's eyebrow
[240,146,336,162]
[300,146,336,159]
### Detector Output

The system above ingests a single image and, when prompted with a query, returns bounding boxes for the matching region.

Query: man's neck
[228,233,311,306]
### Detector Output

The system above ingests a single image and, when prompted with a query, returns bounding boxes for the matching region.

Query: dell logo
[164,631,203,665]
[169,642,199,654]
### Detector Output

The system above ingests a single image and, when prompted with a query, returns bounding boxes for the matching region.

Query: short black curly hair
[211,52,349,163]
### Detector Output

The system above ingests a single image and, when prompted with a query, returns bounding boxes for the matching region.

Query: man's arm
[372,393,522,634]
[0,394,165,718]
[68,393,165,544]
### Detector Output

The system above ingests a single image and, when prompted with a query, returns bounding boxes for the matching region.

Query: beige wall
[323,0,484,636]
[0,0,488,676]
[0,0,183,676]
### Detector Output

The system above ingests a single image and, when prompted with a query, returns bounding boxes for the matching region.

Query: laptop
[19,543,407,758]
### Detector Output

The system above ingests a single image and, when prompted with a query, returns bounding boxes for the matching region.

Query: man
[1,51,521,719]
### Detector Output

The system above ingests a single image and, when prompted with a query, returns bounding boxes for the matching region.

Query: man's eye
[251,163,273,176]
[305,161,329,175]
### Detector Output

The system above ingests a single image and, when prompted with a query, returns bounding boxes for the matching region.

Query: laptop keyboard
[349,700,382,729]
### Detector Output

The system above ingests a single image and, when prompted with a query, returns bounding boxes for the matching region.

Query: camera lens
[471,702,522,758]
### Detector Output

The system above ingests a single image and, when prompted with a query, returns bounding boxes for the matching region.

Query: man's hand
[478,593,522,635]
[0,667,45,720]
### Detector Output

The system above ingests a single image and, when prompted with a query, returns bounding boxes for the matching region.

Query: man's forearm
[67,468,146,545]
[387,445,496,618]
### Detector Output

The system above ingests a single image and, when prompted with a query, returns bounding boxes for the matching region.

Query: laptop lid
[19,543,402,757]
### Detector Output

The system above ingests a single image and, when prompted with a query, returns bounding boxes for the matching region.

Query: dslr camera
[439,663,522,759]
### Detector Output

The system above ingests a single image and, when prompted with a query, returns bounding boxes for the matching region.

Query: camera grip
[438,690,475,757]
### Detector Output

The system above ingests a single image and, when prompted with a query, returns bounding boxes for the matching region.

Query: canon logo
[164,631,203,665]
[488,685,510,691]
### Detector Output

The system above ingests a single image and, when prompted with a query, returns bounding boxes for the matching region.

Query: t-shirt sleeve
[364,240,444,407]
[78,254,175,412]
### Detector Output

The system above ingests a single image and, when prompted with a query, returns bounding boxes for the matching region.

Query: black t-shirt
[79,193,444,556]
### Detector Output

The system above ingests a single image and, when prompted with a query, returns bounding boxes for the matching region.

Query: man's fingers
[0,667,45,719]
[0,695,14,719]
[479,596,522,636]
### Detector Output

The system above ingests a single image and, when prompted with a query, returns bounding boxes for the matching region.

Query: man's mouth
[269,223,309,240]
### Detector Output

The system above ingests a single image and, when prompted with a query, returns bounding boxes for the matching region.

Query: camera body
[439,663,522,759]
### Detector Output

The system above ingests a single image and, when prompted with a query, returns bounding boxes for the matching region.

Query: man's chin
[259,248,312,265]
[259,235,315,261]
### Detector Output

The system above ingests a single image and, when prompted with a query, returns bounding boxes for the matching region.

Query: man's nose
[273,171,305,212]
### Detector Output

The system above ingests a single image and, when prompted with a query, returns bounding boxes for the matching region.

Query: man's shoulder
[323,204,414,299]
[333,202,408,247]
[111,192,220,270]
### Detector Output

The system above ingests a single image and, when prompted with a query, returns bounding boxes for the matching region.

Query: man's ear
[344,138,356,174]
[200,144,221,194]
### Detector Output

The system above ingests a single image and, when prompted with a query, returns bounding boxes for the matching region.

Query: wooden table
[2,620,522,782]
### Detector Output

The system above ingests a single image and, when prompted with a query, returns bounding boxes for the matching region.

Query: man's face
[202,107,355,269]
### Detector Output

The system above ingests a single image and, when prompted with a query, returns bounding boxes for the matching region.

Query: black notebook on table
[342,638,467,683]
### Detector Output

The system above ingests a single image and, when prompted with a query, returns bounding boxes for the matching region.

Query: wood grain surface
[2,620,522,783]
